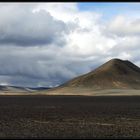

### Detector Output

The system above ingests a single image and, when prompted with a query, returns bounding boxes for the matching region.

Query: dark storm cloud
[0,45,105,87]
[0,46,72,86]
[0,7,68,47]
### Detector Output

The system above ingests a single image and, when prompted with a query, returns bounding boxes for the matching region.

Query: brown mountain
[55,58,140,90]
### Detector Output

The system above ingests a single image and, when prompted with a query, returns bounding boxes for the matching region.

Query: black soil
[0,95,140,138]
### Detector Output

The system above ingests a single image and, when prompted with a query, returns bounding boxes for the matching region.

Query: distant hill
[0,85,51,93]
[49,58,140,92]
[0,85,29,93]
[28,87,51,91]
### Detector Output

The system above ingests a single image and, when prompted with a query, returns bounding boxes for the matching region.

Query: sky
[0,2,139,87]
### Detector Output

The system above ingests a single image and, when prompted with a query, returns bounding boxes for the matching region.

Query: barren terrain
[0,95,140,138]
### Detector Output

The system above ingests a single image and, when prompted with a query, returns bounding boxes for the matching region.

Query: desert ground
[40,88,140,96]
[0,93,140,138]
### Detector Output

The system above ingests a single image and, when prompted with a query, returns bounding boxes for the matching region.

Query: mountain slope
[53,58,140,90]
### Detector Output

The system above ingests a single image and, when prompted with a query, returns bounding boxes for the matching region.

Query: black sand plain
[0,95,140,138]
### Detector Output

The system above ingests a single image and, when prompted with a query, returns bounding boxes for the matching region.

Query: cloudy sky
[0,2,140,87]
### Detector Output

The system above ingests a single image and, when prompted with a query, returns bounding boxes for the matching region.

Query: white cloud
[107,15,140,36]
[33,3,79,23]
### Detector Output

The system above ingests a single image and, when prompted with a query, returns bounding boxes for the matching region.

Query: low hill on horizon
[0,85,51,94]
